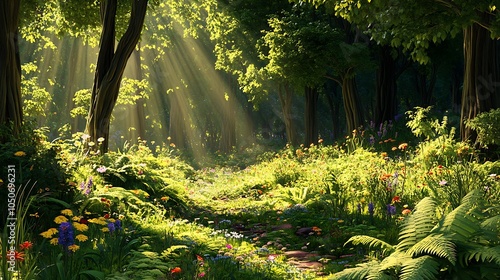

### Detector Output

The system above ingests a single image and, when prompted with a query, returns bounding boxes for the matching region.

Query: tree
[85,0,148,153]
[0,1,22,139]
[310,0,500,141]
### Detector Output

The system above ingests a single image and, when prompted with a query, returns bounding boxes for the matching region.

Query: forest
[1,0,500,279]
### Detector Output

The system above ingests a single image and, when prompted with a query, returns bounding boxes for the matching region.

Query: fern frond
[397,197,438,251]
[436,198,482,241]
[346,235,395,255]
[399,255,440,280]
[406,233,456,265]
[460,245,500,266]
[378,251,407,272]
[335,260,381,280]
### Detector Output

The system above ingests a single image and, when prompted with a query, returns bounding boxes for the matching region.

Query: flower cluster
[79,176,93,196]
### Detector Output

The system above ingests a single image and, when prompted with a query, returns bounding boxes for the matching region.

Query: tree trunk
[461,19,499,141]
[131,44,146,141]
[414,64,437,107]
[0,0,22,140]
[375,46,397,125]
[219,74,236,153]
[278,83,299,146]
[304,86,319,145]
[325,83,341,141]
[85,0,148,153]
[341,70,363,134]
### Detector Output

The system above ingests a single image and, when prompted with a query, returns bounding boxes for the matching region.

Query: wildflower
[337,219,344,224]
[72,222,89,232]
[196,255,204,262]
[107,222,116,233]
[14,251,25,261]
[54,215,68,224]
[96,166,107,173]
[398,143,408,150]
[97,137,105,143]
[114,219,122,231]
[198,272,206,277]
[312,226,322,235]
[58,222,74,247]
[14,151,26,157]
[171,267,182,273]
[40,228,58,238]
[101,227,110,233]
[392,196,401,203]
[103,213,110,219]
[402,209,412,215]
[381,152,388,158]
[68,244,80,252]
[61,209,73,217]
[387,204,397,216]
[19,241,33,250]
[50,238,58,245]
[380,173,392,181]
[368,202,374,215]
[82,134,91,141]
[225,244,233,250]
[439,180,448,186]
[161,196,168,201]
[75,234,88,242]
[88,141,95,147]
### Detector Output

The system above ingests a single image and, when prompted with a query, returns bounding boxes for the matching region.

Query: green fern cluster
[335,189,500,279]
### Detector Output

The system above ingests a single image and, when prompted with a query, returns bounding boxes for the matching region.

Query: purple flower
[107,222,116,233]
[96,166,107,173]
[368,202,374,215]
[387,204,396,216]
[58,222,75,249]
[369,135,375,145]
[114,219,122,230]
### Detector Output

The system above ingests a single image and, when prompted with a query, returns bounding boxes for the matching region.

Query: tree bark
[375,46,397,125]
[131,44,146,141]
[278,83,299,146]
[460,19,499,141]
[86,0,148,153]
[341,70,363,134]
[0,0,22,140]
[304,86,319,145]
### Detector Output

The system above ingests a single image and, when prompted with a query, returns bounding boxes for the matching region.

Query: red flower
[15,251,25,262]
[171,267,182,273]
[19,241,33,250]
[196,255,204,262]
[104,213,110,219]
[392,196,401,203]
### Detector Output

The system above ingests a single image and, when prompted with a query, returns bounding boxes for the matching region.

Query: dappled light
[1,0,500,279]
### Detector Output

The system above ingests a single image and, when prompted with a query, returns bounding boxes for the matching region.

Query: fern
[346,235,395,255]
[397,197,438,252]
[399,255,440,280]
[406,234,456,264]
[335,260,381,280]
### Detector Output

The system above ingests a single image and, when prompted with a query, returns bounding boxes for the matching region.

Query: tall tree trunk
[304,86,319,145]
[375,46,397,125]
[131,44,146,141]
[325,83,341,140]
[461,19,499,141]
[219,74,236,153]
[0,0,22,140]
[414,64,437,107]
[278,83,299,146]
[86,0,148,153]
[341,70,363,134]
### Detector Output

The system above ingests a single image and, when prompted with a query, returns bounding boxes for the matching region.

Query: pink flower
[225,244,233,249]
[198,272,206,278]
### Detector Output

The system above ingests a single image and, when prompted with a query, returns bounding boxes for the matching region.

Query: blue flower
[368,202,374,215]
[387,204,396,216]
[107,222,116,233]
[114,219,122,231]
[58,222,75,249]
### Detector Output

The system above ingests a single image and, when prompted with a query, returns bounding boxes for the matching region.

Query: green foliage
[21,62,51,118]
[465,108,500,148]
[339,189,500,279]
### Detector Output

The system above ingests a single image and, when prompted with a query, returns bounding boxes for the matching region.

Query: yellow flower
[14,151,26,157]
[73,222,89,232]
[101,227,110,233]
[107,218,116,223]
[88,218,107,225]
[40,228,58,238]
[68,244,80,252]
[72,216,82,221]
[61,209,73,217]
[75,234,88,242]
[54,215,68,224]
[50,238,58,245]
